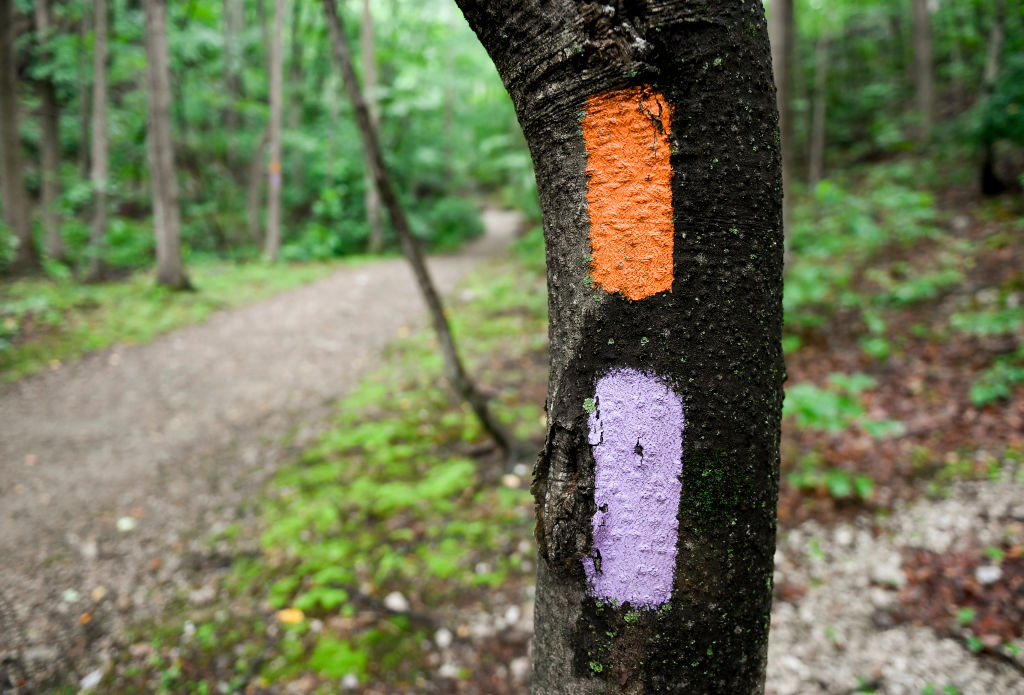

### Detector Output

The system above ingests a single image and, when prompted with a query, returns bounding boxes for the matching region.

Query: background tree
[321,0,516,459]
[912,0,934,142]
[456,1,785,691]
[264,0,285,261]
[361,0,384,254]
[144,0,191,289]
[33,0,66,263]
[86,0,109,281]
[0,0,41,275]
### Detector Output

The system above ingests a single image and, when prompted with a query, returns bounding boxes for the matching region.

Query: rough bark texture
[34,0,66,262]
[808,34,828,189]
[321,0,516,459]
[264,0,284,260]
[87,0,109,281]
[767,0,793,237]
[144,0,191,289]
[911,0,934,142]
[361,0,384,254]
[0,0,41,275]
[454,1,784,693]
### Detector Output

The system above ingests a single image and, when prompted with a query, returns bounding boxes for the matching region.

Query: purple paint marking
[583,368,684,608]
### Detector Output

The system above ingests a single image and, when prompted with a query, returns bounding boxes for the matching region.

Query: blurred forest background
[1,0,1023,693]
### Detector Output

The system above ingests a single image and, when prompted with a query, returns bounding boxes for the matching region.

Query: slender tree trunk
[321,0,517,460]
[288,0,302,131]
[77,6,91,179]
[0,0,42,275]
[980,0,1006,195]
[247,128,269,244]
[144,0,191,289]
[768,0,793,237]
[456,2,784,692]
[86,0,109,281]
[808,34,829,190]
[34,0,66,263]
[223,0,244,162]
[264,0,284,260]
[361,0,384,253]
[912,0,934,143]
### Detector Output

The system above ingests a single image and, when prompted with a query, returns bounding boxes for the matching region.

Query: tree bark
[911,0,934,143]
[34,0,66,263]
[264,0,284,260]
[144,0,191,289]
[361,0,384,254]
[808,34,829,190]
[0,0,42,275]
[321,0,517,460]
[86,0,109,281]
[77,5,91,179]
[455,2,785,692]
[223,0,244,161]
[767,0,793,238]
[247,128,270,245]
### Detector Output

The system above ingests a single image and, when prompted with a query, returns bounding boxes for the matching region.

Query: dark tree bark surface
[321,0,517,459]
[144,0,191,289]
[34,0,66,263]
[1,0,42,274]
[455,2,785,693]
[767,0,793,235]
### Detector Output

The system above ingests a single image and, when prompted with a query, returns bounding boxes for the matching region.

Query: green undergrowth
[0,260,347,382]
[783,372,904,439]
[102,260,547,693]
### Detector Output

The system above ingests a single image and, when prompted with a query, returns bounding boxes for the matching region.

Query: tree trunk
[0,0,42,275]
[980,0,1006,195]
[77,6,91,179]
[321,0,517,460]
[247,128,269,244]
[361,0,384,254]
[808,34,829,190]
[86,0,109,281]
[911,0,934,143]
[264,0,284,260]
[223,0,244,161]
[455,2,785,692]
[34,0,66,263]
[144,0,191,289]
[767,0,793,238]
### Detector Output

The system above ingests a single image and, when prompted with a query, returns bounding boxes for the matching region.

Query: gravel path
[0,210,521,690]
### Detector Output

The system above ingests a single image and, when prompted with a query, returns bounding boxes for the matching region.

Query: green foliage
[785,175,940,333]
[787,453,875,501]
[975,52,1024,146]
[783,372,903,438]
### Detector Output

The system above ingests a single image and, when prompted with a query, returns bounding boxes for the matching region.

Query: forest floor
[3,159,1024,695]
[0,209,522,693]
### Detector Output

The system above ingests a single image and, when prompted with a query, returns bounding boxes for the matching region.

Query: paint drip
[583,367,684,608]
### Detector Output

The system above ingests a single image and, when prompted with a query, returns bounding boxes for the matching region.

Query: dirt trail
[0,210,521,690]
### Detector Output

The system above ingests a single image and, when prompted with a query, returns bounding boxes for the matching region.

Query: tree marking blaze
[583,368,684,608]
[583,86,674,301]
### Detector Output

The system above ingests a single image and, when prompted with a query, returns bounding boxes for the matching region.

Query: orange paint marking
[583,86,674,301]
